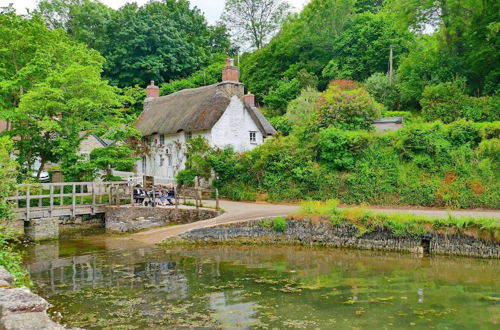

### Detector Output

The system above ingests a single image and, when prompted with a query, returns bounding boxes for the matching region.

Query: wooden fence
[8,181,131,221]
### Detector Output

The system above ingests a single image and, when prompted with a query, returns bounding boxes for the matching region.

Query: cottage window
[159,134,165,145]
[185,132,192,141]
[142,157,147,173]
[249,131,257,143]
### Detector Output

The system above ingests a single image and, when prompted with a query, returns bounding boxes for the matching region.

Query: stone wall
[0,266,66,330]
[105,206,220,233]
[24,217,59,242]
[178,218,500,259]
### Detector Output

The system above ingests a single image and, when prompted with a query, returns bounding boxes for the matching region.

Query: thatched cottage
[135,58,276,183]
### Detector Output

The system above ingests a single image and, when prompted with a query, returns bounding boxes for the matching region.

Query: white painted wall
[211,96,263,152]
[137,96,266,181]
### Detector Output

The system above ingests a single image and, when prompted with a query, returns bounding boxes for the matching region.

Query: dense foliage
[0,137,17,220]
[35,0,230,87]
[197,119,500,209]
[317,80,381,130]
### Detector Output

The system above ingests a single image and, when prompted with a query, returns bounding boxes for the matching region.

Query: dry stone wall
[105,206,220,233]
[178,218,500,259]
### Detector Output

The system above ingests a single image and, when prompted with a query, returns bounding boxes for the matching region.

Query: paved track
[126,200,500,245]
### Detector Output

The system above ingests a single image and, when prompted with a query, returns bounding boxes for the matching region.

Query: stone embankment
[176,217,500,259]
[105,206,220,233]
[0,266,68,330]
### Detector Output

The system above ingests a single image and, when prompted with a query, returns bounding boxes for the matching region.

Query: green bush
[421,80,499,123]
[273,216,287,232]
[317,80,382,130]
[176,169,196,186]
[421,79,467,123]
[285,87,320,128]
[317,128,370,170]
[365,72,402,110]
[0,226,31,287]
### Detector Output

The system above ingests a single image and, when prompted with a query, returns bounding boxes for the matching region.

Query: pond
[23,237,499,329]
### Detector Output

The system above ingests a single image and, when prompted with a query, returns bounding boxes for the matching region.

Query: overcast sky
[3,0,310,24]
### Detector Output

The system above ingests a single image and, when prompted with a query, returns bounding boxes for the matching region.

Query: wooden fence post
[215,188,219,210]
[91,182,96,214]
[49,184,54,216]
[71,183,76,219]
[60,184,63,206]
[26,185,30,221]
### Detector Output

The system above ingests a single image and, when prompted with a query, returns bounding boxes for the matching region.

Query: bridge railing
[8,181,131,220]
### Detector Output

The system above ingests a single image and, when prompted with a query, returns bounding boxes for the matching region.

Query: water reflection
[24,240,500,329]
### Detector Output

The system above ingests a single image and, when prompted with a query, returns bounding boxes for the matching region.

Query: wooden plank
[60,184,64,206]
[92,182,96,215]
[49,185,54,216]
[71,183,76,218]
[215,188,219,210]
[26,185,30,221]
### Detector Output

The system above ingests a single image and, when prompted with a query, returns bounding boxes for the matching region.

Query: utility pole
[389,45,394,85]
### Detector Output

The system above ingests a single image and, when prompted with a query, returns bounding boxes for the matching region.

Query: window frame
[249,131,257,143]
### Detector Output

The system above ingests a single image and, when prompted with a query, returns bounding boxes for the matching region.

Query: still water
[23,237,499,329]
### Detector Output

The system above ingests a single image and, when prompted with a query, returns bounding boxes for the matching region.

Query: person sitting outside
[133,184,146,205]
[165,184,175,205]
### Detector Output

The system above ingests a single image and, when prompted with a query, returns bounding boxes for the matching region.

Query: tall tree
[326,13,413,82]
[35,0,231,88]
[0,13,122,177]
[102,0,224,87]
[386,0,499,94]
[221,0,291,50]
[35,0,113,52]
[239,0,356,100]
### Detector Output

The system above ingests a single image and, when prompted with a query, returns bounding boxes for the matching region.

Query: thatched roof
[136,82,276,137]
[136,83,233,136]
[245,103,276,136]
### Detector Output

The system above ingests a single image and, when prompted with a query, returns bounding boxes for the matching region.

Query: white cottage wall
[137,130,211,181]
[211,96,263,152]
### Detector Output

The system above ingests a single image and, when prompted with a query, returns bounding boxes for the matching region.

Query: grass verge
[295,200,500,240]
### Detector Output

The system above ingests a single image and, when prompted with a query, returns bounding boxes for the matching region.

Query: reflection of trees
[28,252,188,299]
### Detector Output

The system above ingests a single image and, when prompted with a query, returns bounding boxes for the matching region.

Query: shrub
[273,216,287,232]
[420,79,467,123]
[263,78,301,116]
[269,116,292,136]
[176,169,196,186]
[317,128,370,170]
[0,137,17,220]
[365,72,402,110]
[285,87,320,127]
[0,226,31,287]
[421,79,499,123]
[317,80,382,130]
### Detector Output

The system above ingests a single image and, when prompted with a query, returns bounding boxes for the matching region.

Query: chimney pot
[222,58,239,82]
[146,80,160,98]
[243,92,255,107]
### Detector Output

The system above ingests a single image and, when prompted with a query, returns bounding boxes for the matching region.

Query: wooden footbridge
[8,181,132,221]
[8,181,219,221]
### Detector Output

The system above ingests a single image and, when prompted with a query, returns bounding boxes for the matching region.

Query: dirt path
[125,200,500,245]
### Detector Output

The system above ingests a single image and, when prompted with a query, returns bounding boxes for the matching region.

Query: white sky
[3,0,310,24]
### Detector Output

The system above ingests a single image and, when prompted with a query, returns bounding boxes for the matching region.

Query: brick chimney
[222,58,239,82]
[243,92,255,107]
[146,80,159,98]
